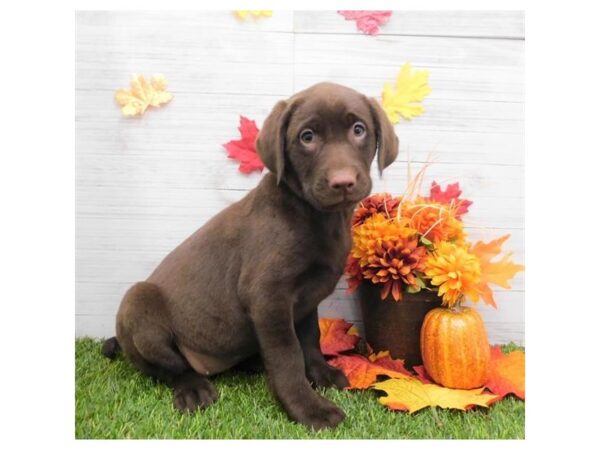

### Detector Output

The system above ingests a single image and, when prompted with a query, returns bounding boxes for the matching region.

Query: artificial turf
[75,338,524,439]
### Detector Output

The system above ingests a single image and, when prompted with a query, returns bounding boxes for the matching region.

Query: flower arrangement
[345,177,524,309]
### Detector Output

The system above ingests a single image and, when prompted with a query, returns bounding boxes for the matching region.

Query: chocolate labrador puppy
[102,82,398,429]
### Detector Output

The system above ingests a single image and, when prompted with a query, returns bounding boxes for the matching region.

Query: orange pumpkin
[420,306,491,389]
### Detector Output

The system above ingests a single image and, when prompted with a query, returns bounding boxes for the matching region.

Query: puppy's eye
[352,122,366,137]
[299,129,315,144]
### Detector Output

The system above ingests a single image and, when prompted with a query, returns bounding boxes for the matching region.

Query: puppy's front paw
[172,373,218,413]
[290,396,346,430]
[307,361,349,390]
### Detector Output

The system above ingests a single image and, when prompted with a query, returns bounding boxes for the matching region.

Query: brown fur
[105,82,399,429]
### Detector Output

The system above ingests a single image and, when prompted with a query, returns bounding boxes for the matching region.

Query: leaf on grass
[412,365,434,384]
[115,74,173,117]
[368,351,412,376]
[328,353,410,389]
[337,11,393,36]
[235,11,272,20]
[372,377,500,414]
[485,346,525,400]
[471,235,525,308]
[381,63,432,123]
[319,318,360,356]
[223,116,264,174]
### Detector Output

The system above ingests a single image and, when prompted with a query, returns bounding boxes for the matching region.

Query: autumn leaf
[429,181,473,217]
[223,116,264,174]
[372,377,500,414]
[381,63,432,123]
[412,365,434,385]
[337,11,392,36]
[318,318,360,356]
[115,74,173,117]
[485,346,525,400]
[235,11,272,20]
[470,235,525,308]
[368,351,412,377]
[328,353,410,389]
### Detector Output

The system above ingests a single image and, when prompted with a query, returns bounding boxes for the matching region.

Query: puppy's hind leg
[116,281,218,413]
[101,336,121,360]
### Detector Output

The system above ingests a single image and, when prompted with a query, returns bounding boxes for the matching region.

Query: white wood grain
[293,11,524,39]
[75,11,525,345]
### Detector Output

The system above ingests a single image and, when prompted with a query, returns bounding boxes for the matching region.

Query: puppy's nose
[328,168,357,192]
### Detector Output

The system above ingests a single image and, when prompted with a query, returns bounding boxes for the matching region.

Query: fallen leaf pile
[222,116,264,174]
[115,74,173,117]
[319,317,524,414]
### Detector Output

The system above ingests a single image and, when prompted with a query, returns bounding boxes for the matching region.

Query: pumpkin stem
[450,295,466,312]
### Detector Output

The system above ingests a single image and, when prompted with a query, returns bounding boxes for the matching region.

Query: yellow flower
[424,241,482,307]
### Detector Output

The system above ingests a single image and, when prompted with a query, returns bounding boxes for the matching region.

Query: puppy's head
[256,82,398,211]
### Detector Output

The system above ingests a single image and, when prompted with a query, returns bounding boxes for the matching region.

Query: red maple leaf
[223,116,264,174]
[337,11,392,36]
[429,181,473,217]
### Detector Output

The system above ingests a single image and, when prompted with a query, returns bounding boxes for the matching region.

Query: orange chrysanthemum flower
[352,193,400,227]
[351,213,416,264]
[401,198,465,244]
[362,237,427,301]
[424,241,482,308]
[346,213,425,301]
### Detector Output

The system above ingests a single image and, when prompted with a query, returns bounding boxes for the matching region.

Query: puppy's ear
[367,97,399,176]
[256,100,292,184]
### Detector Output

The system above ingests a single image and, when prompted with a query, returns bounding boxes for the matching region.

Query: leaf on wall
[223,116,264,174]
[337,11,392,36]
[381,63,432,123]
[235,11,272,20]
[115,74,173,117]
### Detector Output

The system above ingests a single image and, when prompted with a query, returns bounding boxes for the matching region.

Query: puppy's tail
[101,336,121,360]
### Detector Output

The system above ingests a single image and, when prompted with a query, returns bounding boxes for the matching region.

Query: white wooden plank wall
[75,11,525,344]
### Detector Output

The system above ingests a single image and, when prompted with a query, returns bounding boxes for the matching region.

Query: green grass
[76,338,524,439]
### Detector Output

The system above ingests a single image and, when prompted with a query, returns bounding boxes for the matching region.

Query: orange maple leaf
[485,346,525,400]
[368,351,412,376]
[372,377,500,414]
[318,318,360,356]
[470,234,525,308]
[328,353,411,389]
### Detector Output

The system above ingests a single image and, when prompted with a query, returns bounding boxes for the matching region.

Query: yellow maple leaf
[372,377,499,414]
[115,74,173,117]
[235,11,272,20]
[470,235,525,308]
[381,63,432,124]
